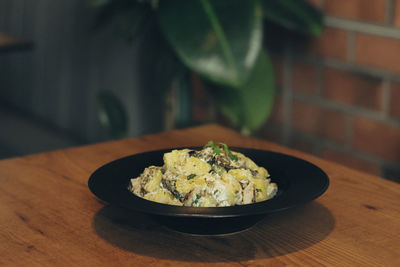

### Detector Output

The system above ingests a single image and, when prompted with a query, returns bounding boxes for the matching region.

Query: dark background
[1,0,399,182]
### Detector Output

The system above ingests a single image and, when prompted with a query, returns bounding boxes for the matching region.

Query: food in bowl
[128,141,277,207]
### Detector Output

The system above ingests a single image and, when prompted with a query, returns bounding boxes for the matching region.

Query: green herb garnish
[229,152,238,161]
[204,140,215,148]
[160,169,165,174]
[256,189,262,192]
[204,141,221,155]
[193,194,201,205]
[221,143,229,160]
[213,146,221,155]
[187,174,197,180]
[204,141,237,161]
[220,143,238,161]
[174,192,182,200]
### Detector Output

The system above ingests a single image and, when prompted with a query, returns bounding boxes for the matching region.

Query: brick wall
[192,0,400,182]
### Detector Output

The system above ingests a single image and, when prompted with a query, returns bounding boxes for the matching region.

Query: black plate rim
[88,147,330,218]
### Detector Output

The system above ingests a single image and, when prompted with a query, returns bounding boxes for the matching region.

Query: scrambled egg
[129,142,278,207]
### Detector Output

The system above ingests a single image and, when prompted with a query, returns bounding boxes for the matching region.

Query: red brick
[290,139,315,154]
[306,27,348,60]
[192,104,210,122]
[353,117,400,162]
[269,94,283,123]
[292,61,318,94]
[271,55,284,88]
[191,73,208,102]
[191,73,212,122]
[320,148,381,175]
[324,0,386,24]
[390,82,400,120]
[355,34,400,74]
[256,123,283,144]
[216,110,233,128]
[292,101,347,143]
[394,0,400,28]
[323,68,383,110]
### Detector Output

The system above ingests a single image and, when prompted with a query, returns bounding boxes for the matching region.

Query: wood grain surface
[0,124,399,266]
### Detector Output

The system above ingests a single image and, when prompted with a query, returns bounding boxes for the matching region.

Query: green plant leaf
[157,0,263,88]
[261,0,323,36]
[212,50,275,134]
[96,91,128,139]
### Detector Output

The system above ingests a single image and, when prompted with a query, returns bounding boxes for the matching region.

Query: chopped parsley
[204,141,221,155]
[220,143,238,161]
[256,189,262,192]
[204,141,238,161]
[187,174,197,180]
[160,169,165,174]
[174,192,183,200]
[213,146,221,155]
[193,194,201,205]
[204,140,215,148]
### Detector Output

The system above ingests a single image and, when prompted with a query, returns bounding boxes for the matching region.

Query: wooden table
[1,124,399,266]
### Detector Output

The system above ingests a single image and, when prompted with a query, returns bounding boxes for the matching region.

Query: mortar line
[290,130,387,165]
[293,91,400,127]
[294,55,400,83]
[385,0,395,25]
[325,16,400,40]
[381,78,392,118]
[345,115,354,150]
[346,30,356,63]
[316,59,324,97]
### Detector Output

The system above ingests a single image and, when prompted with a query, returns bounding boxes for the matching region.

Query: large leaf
[262,0,323,36]
[212,51,275,134]
[157,0,263,88]
[96,91,128,139]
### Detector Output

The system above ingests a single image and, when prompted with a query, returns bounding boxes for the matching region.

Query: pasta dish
[129,141,277,207]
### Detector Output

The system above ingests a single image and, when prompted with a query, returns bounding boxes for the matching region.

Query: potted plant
[88,0,323,137]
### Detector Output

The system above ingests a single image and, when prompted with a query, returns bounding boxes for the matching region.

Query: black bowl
[88,147,329,234]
